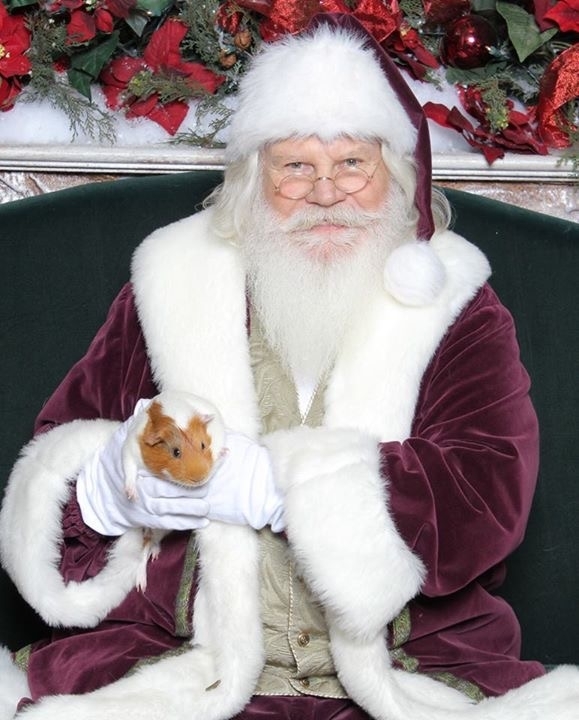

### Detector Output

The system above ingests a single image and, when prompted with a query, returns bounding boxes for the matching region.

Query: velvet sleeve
[382,283,539,598]
[34,283,159,582]
[35,283,157,434]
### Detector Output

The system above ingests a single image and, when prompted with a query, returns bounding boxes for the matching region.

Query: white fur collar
[132,212,490,442]
[131,210,260,439]
[326,230,491,440]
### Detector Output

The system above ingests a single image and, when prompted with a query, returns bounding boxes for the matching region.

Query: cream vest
[249,312,347,698]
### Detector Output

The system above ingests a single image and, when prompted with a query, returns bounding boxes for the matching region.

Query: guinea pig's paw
[124,482,138,501]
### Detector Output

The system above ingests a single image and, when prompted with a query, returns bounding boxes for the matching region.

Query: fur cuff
[264,426,424,640]
[0,421,145,628]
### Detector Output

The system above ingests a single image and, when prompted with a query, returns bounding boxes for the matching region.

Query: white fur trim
[226,25,416,162]
[0,421,145,628]
[131,210,261,439]
[325,230,491,441]
[264,423,579,720]
[383,240,447,306]
[330,630,579,720]
[472,665,579,720]
[11,523,263,720]
[330,628,476,719]
[0,646,29,720]
[265,426,424,640]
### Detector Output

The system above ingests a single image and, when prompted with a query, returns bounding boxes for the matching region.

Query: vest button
[297,632,311,647]
[299,678,310,688]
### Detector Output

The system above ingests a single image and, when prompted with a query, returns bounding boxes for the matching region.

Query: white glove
[204,430,285,532]
[76,412,210,536]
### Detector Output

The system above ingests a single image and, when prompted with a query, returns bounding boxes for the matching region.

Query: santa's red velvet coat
[1,208,577,720]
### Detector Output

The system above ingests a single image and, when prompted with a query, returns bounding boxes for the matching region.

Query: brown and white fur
[122,391,226,590]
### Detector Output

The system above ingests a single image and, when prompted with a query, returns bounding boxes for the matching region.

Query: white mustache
[280,206,383,232]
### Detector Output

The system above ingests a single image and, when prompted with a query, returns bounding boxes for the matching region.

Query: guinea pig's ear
[141,407,175,448]
[142,427,165,447]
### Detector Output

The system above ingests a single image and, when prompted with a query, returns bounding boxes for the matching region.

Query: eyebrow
[267,144,377,166]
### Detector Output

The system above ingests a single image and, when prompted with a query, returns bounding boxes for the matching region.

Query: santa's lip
[307,223,349,233]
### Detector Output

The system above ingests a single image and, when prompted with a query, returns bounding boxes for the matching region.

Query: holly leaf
[496,1,558,62]
[69,32,120,80]
[67,67,93,100]
[67,32,119,99]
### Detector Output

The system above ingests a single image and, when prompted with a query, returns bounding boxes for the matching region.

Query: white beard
[241,188,409,382]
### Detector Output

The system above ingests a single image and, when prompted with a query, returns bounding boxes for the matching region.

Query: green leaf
[67,67,93,100]
[471,0,497,13]
[135,0,174,17]
[69,32,119,80]
[446,62,508,84]
[7,0,38,9]
[124,11,150,38]
[496,1,558,62]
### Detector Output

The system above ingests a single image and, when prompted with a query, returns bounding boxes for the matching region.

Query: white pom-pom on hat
[383,241,446,306]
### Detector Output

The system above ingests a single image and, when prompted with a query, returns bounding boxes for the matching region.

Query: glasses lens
[277,176,314,200]
[334,168,370,194]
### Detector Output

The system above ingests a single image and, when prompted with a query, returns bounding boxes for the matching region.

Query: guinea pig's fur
[139,400,215,488]
[123,391,225,501]
[121,391,226,591]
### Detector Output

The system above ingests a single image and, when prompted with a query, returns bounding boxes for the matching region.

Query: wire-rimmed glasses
[272,166,377,200]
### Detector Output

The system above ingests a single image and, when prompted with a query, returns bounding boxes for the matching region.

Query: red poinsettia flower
[424,87,548,164]
[533,0,557,31]
[100,55,143,108]
[65,0,134,45]
[0,3,32,78]
[543,0,579,33]
[388,20,439,78]
[536,43,579,148]
[0,2,31,110]
[66,8,98,44]
[0,75,23,110]
[100,19,225,134]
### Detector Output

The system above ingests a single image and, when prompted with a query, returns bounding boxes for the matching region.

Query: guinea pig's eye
[201,442,206,450]
[172,447,181,459]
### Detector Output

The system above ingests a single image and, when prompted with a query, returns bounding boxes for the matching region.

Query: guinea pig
[121,390,226,591]
[122,391,225,501]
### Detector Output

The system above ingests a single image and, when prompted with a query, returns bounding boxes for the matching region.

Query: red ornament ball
[441,15,498,70]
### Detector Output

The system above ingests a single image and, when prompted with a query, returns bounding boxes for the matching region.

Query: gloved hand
[76,409,210,537]
[204,430,285,532]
